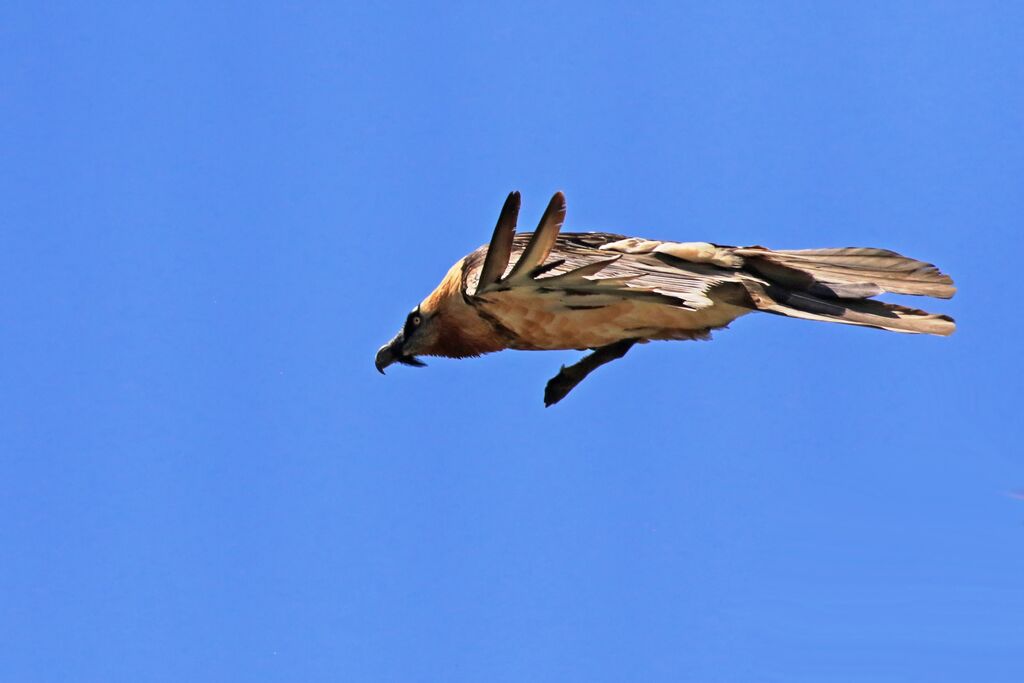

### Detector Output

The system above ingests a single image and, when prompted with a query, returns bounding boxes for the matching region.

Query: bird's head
[375,258,505,374]
[374,303,437,374]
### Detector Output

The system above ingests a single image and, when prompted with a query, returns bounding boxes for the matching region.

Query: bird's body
[460,232,755,350]
[376,192,956,405]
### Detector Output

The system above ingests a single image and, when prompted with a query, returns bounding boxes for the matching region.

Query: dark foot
[541,339,638,407]
[544,366,584,407]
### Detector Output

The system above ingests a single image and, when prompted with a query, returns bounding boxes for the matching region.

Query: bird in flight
[375,192,955,406]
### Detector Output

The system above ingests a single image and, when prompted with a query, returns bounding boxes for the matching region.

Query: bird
[375,191,956,406]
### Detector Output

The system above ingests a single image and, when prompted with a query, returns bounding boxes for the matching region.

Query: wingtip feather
[477,190,522,289]
[508,191,567,279]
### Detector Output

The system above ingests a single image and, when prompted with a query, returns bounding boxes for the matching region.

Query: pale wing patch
[599,238,744,268]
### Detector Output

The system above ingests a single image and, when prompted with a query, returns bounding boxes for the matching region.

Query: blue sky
[2,2,1022,681]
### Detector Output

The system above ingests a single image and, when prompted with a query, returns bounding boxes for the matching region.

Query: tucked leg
[543,339,638,407]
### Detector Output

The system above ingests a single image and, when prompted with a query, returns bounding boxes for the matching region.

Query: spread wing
[468,230,753,312]
[465,192,955,337]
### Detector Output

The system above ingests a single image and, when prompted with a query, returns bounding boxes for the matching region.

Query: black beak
[375,332,426,374]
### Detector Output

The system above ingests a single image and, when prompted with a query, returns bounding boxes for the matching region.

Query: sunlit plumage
[376,192,955,405]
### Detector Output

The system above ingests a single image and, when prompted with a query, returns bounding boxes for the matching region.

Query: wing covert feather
[466,231,750,311]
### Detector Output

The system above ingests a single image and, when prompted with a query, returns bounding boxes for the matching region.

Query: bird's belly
[488,297,750,350]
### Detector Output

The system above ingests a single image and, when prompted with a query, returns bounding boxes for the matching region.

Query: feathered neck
[420,258,507,359]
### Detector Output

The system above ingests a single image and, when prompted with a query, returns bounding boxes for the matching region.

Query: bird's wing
[468,230,753,311]
[464,192,955,339]
[477,191,520,289]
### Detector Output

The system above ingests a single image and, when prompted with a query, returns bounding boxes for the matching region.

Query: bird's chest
[478,290,739,350]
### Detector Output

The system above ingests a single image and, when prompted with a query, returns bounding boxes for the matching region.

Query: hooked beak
[375,332,427,374]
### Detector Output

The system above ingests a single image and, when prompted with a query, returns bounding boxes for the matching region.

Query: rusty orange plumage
[376,192,956,405]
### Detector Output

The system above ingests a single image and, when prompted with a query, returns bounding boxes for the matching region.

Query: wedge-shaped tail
[743,280,955,335]
[737,246,956,300]
[728,245,956,335]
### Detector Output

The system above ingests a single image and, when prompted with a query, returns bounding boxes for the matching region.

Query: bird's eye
[403,309,423,337]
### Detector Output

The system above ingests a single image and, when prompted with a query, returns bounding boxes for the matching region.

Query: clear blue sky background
[2,2,1022,681]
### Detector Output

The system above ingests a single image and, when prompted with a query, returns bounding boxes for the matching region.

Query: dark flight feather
[507,191,566,281]
[477,191,520,289]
